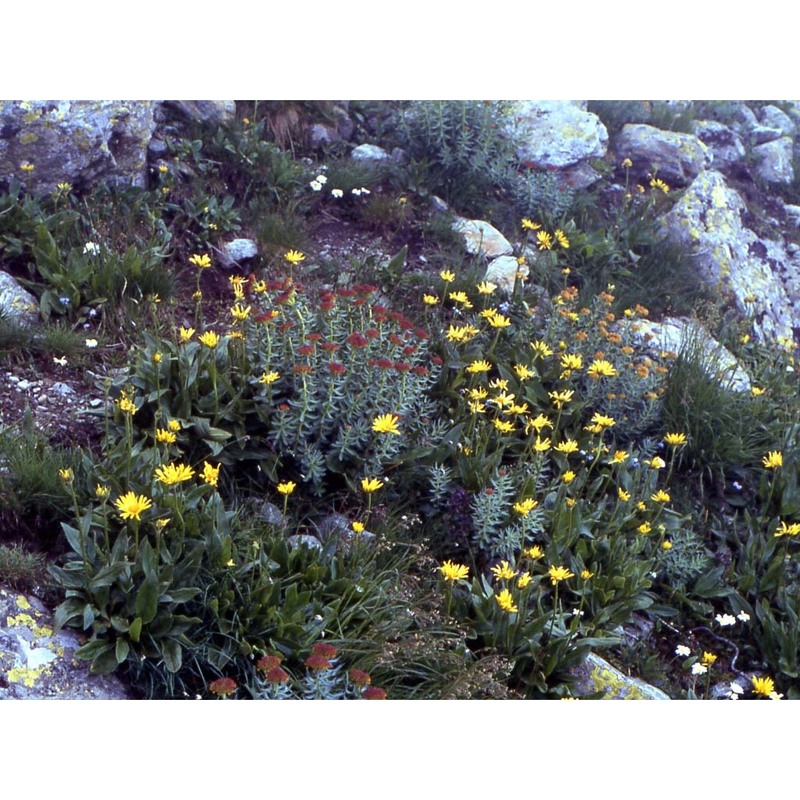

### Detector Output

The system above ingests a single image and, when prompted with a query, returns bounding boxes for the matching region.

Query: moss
[18,129,39,145]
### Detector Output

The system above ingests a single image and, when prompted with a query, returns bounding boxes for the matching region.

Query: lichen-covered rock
[286,534,323,551]
[629,316,752,393]
[660,170,795,343]
[752,136,794,184]
[0,100,157,194]
[758,103,795,135]
[0,586,130,699]
[692,120,746,168]
[219,238,258,267]
[160,100,236,125]
[452,217,512,258]
[0,270,39,327]
[509,101,608,171]
[351,143,390,162]
[484,255,527,293]
[569,652,670,699]
[616,124,712,186]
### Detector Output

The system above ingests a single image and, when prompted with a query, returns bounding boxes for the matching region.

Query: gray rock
[749,124,784,145]
[452,217,512,258]
[314,513,352,543]
[308,123,339,149]
[0,271,39,327]
[255,501,287,527]
[660,170,795,343]
[569,652,670,699]
[50,382,76,398]
[286,534,323,552]
[484,255,527,293]
[0,586,131,699]
[351,143,390,162]
[784,204,800,227]
[161,101,236,125]
[509,101,608,169]
[0,101,157,194]
[219,238,258,266]
[616,124,712,186]
[147,138,169,159]
[759,105,795,135]
[692,120,746,168]
[752,136,794,184]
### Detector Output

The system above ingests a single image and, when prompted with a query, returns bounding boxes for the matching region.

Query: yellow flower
[438,560,469,582]
[651,490,671,503]
[189,253,212,269]
[650,177,670,194]
[618,488,631,502]
[621,158,633,168]
[774,520,800,538]
[230,303,251,321]
[466,359,492,374]
[199,330,220,348]
[495,589,518,613]
[468,400,486,415]
[554,229,570,249]
[548,565,575,585]
[493,419,515,434]
[372,413,401,435]
[637,521,652,535]
[114,491,153,521]
[763,451,783,469]
[276,481,296,495]
[155,462,196,486]
[525,414,552,434]
[476,281,497,294]
[95,484,111,499]
[664,432,687,447]
[491,560,517,581]
[513,364,534,381]
[555,439,579,454]
[525,545,544,559]
[168,420,181,432]
[533,437,551,452]
[562,470,576,484]
[59,468,74,482]
[486,313,511,329]
[662,540,673,550]
[352,521,366,534]
[516,572,533,589]
[253,280,267,293]
[361,477,384,493]
[587,359,618,379]
[536,230,553,250]
[439,269,456,283]
[649,456,666,469]
[155,518,170,530]
[20,162,34,173]
[56,182,73,192]
[259,371,281,385]
[560,353,583,372]
[284,249,306,265]
[449,291,473,308]
[488,378,508,391]
[469,386,488,401]
[513,498,539,517]
[158,164,169,173]
[636,501,647,511]
[422,294,439,305]
[152,352,162,364]
[446,324,478,343]
[530,340,554,359]
[701,651,717,666]
[548,389,574,409]
[751,675,776,697]
[611,450,629,464]
[116,392,137,415]
[201,461,220,487]
[521,218,541,231]
[580,569,594,580]
[155,428,177,444]
[590,412,615,430]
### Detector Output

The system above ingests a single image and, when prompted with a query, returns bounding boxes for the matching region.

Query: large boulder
[0,586,131,699]
[752,136,794,184]
[0,100,157,194]
[691,120,746,169]
[452,217,513,258]
[160,100,236,125]
[616,123,712,186]
[569,652,670,699]
[660,170,796,343]
[0,271,39,327]
[509,101,608,181]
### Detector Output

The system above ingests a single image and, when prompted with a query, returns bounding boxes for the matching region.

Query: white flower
[352,188,362,196]
[770,692,784,700]
[715,613,737,627]
[310,180,322,191]
[691,663,707,675]
[315,174,327,184]
[572,609,585,617]
[83,242,100,255]
[53,356,68,366]
[728,692,739,700]
[737,611,750,622]
[331,188,343,198]
[730,681,744,695]
[675,644,691,657]
[360,187,371,195]
[85,338,98,348]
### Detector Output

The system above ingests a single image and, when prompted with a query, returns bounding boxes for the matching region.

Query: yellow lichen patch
[6,613,54,639]
[589,663,647,700]
[16,596,31,610]
[7,665,46,688]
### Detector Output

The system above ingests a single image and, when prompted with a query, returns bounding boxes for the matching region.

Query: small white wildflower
[360,187,371,195]
[770,692,784,700]
[737,611,750,622]
[728,692,739,700]
[331,188,343,198]
[85,338,98,348]
[352,188,362,196]
[732,481,743,491]
[316,174,328,185]
[675,644,691,657]
[310,180,322,191]
[715,613,737,627]
[691,663,708,675]
[730,681,744,695]
[572,609,585,617]
[83,242,100,255]
[53,356,68,366]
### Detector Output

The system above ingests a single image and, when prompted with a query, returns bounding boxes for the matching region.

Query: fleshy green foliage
[660,528,713,590]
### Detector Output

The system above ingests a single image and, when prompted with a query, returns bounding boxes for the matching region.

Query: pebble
[17,379,32,390]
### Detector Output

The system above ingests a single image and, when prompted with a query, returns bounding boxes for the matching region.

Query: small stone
[254,501,286,527]
[220,238,258,265]
[51,382,76,397]
[351,143,390,162]
[286,534,323,551]
[89,398,104,408]
[17,379,32,390]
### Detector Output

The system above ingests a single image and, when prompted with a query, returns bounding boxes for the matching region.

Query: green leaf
[134,576,159,624]
[115,638,130,664]
[75,638,114,661]
[161,639,183,673]
[129,617,143,643]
